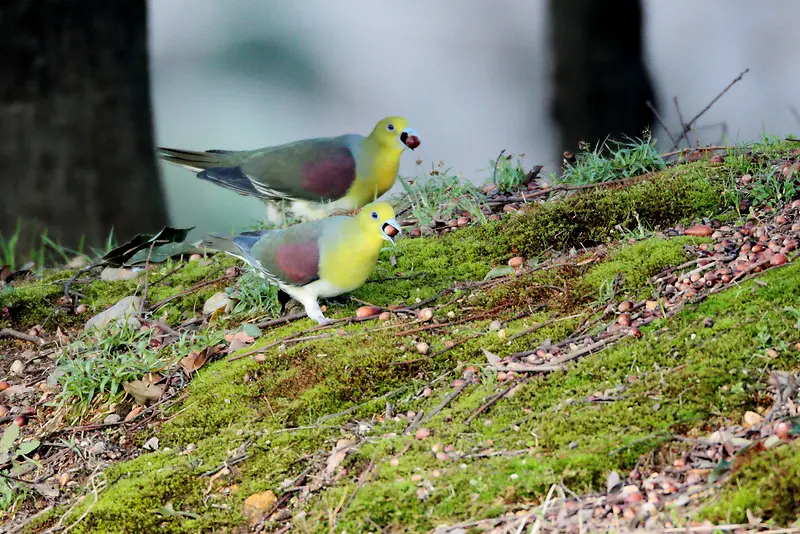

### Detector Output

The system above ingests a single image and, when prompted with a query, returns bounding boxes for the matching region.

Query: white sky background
[147,0,800,242]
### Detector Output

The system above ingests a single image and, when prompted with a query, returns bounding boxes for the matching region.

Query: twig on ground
[316,387,408,424]
[501,333,625,372]
[139,240,157,314]
[407,377,472,435]
[465,378,527,426]
[256,311,307,329]
[340,454,377,516]
[507,312,586,342]
[402,410,424,436]
[148,268,233,312]
[0,328,44,344]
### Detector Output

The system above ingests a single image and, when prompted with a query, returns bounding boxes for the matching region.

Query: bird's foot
[303,301,331,325]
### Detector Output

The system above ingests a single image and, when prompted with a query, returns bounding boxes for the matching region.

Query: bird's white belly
[279,279,347,301]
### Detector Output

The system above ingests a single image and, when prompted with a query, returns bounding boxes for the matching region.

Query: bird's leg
[300,297,331,325]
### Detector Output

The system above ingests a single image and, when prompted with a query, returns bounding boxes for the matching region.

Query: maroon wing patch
[300,147,356,198]
[273,241,320,285]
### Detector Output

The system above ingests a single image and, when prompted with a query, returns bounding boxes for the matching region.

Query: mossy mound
[3,143,800,533]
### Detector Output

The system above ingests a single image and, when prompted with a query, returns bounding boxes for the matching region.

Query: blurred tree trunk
[549,0,655,156]
[0,0,167,265]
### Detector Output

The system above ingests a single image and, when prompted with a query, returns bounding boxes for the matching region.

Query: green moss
[583,236,711,293]
[702,441,800,525]
[501,166,724,258]
[23,142,800,531]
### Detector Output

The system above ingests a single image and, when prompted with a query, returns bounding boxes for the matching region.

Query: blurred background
[2,0,799,260]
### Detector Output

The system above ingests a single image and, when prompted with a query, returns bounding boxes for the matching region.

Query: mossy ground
[3,143,800,532]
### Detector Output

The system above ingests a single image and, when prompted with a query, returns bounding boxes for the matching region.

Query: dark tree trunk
[0,0,168,264]
[548,0,656,156]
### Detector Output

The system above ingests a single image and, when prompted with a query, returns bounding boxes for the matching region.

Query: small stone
[618,301,632,313]
[100,267,141,282]
[203,292,233,315]
[9,360,25,375]
[775,421,791,440]
[685,225,713,237]
[75,304,88,314]
[416,487,430,500]
[85,296,143,331]
[103,413,121,425]
[743,411,763,429]
[89,441,107,455]
[435,452,449,461]
[417,308,434,322]
[415,342,430,355]
[421,387,433,398]
[444,340,455,349]
[741,174,752,184]
[764,435,784,449]
[379,311,392,321]
[457,216,469,227]
[489,320,502,331]
[411,474,423,482]
[507,256,524,268]
[645,300,659,312]
[617,314,631,327]
[243,490,277,526]
[415,428,431,440]
[765,348,779,358]
[142,437,160,451]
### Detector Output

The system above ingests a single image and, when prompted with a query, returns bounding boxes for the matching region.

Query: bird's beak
[380,219,402,245]
[400,128,421,151]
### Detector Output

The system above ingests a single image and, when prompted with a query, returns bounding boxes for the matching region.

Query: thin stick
[674,68,750,147]
[0,328,43,344]
[139,240,157,314]
[645,100,678,149]
[507,312,585,342]
[256,311,307,328]
[465,378,525,425]
[496,334,625,373]
[148,269,232,312]
[402,410,424,436]
[673,96,691,147]
[410,377,471,433]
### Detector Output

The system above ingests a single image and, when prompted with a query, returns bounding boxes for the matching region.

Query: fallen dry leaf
[0,384,33,399]
[225,330,256,353]
[123,380,164,405]
[482,347,502,365]
[180,345,218,375]
[325,438,357,478]
[243,490,277,526]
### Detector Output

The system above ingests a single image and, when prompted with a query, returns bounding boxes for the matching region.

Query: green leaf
[16,440,40,457]
[98,226,194,267]
[708,459,731,484]
[0,423,20,453]
[483,265,514,281]
[241,323,262,339]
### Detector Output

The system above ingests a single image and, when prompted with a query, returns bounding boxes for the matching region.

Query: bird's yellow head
[368,116,421,153]
[356,201,402,246]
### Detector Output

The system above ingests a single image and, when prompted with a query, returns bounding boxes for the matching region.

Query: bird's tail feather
[200,234,247,258]
[156,147,234,173]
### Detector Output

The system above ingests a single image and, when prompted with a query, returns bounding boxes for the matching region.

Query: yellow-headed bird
[157,117,420,223]
[201,202,400,324]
